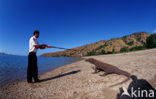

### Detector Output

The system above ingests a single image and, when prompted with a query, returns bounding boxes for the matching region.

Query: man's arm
[34,44,47,49]
[34,44,52,49]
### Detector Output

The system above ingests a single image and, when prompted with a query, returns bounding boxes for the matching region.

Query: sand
[0,48,156,99]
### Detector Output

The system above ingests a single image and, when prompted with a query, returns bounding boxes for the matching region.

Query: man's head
[34,30,39,38]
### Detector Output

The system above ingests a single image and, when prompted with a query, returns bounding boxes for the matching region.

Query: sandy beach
[0,48,156,99]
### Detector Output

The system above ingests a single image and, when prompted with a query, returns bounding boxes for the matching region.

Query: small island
[0,52,7,55]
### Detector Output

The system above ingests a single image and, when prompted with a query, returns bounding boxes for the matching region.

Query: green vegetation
[127,41,134,46]
[62,54,70,57]
[95,44,108,50]
[86,51,96,56]
[130,46,146,51]
[112,48,115,54]
[120,46,147,53]
[86,33,156,56]
[146,34,156,48]
[120,47,130,53]
[86,48,116,56]
[106,51,113,54]
[100,50,106,54]
[118,34,156,53]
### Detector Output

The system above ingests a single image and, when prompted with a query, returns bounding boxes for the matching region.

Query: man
[27,30,51,84]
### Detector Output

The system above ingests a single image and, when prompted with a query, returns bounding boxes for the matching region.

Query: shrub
[146,34,156,48]
[112,48,115,53]
[106,51,113,54]
[100,50,106,54]
[86,51,96,56]
[127,41,134,46]
[130,46,146,51]
[120,47,129,53]
[95,44,108,50]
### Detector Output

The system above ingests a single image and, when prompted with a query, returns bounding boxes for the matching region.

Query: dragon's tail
[109,76,130,87]
[109,71,131,87]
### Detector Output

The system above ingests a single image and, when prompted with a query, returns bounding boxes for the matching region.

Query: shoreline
[38,57,84,80]
[0,49,156,98]
[0,57,83,88]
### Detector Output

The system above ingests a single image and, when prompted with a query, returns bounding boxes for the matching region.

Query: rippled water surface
[0,55,81,87]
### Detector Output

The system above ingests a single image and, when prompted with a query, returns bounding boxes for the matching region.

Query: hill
[40,32,151,57]
[0,52,7,55]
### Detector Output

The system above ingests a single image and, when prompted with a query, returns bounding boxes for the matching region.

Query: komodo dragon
[85,58,131,87]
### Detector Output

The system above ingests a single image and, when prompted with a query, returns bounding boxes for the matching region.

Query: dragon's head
[85,58,94,62]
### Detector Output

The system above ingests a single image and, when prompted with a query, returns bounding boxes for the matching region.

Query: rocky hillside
[41,32,151,57]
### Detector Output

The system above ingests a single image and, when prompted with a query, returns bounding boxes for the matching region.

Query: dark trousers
[27,52,39,82]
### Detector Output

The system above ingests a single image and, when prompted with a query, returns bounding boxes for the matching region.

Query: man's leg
[33,54,40,82]
[27,68,33,83]
[33,66,39,82]
[27,53,33,83]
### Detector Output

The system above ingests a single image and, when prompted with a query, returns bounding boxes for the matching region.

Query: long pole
[49,46,82,57]
[50,46,75,51]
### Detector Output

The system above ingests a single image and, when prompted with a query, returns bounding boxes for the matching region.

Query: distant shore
[0,48,156,99]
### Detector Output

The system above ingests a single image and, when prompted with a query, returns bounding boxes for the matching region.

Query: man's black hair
[34,30,39,35]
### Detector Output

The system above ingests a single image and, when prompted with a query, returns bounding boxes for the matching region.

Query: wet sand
[0,48,156,99]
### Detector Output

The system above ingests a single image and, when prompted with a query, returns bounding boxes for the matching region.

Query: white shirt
[29,36,39,53]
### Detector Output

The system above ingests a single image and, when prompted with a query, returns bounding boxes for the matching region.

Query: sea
[0,55,81,87]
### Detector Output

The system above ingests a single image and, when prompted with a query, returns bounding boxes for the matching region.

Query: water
[0,55,81,87]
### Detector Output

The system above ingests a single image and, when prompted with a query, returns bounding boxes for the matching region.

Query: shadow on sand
[40,70,81,82]
[116,75,156,99]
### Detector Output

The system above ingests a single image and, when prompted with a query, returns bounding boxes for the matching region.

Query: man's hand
[41,44,47,47]
[40,45,46,49]
[46,45,52,48]
[35,44,51,49]
[40,45,52,49]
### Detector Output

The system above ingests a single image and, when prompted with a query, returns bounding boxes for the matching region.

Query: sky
[0,0,156,56]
